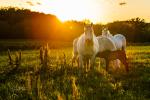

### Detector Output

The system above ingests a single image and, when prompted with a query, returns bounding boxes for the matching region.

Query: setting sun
[0,0,150,23]
[36,0,104,23]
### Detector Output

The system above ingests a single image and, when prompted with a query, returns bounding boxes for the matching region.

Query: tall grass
[0,45,150,100]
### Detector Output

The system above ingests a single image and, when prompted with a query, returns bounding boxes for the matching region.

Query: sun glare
[36,0,104,23]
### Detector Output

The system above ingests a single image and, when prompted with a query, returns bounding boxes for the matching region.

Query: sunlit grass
[0,45,150,99]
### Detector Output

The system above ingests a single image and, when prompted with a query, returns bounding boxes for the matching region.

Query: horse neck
[102,31,108,37]
[91,32,95,38]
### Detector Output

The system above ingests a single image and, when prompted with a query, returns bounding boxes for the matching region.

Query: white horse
[102,28,126,51]
[76,23,99,70]
[96,36,117,52]
[113,34,126,51]
[101,28,127,68]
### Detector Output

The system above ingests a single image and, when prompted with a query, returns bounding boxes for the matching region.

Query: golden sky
[0,0,150,23]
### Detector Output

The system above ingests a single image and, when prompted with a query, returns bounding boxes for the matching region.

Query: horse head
[84,23,94,44]
[102,27,112,38]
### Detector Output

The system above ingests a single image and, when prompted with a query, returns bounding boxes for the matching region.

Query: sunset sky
[0,0,150,23]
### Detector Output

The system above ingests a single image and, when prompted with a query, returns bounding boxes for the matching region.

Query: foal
[97,50,129,72]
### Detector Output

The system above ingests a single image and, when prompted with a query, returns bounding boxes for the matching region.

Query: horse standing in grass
[102,28,127,68]
[76,23,99,70]
[96,36,121,69]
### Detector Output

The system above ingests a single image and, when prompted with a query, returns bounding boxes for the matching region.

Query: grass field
[0,41,150,100]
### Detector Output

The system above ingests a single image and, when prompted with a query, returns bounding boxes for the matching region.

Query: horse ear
[84,23,86,31]
[83,23,85,26]
[102,27,105,30]
[91,23,93,26]
[105,26,108,30]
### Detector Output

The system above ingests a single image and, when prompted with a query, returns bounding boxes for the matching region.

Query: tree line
[0,7,150,43]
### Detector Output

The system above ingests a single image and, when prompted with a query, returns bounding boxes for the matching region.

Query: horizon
[0,0,150,24]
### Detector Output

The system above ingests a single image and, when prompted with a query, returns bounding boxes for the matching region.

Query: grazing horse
[102,28,127,68]
[97,50,129,72]
[77,23,99,70]
[96,36,120,69]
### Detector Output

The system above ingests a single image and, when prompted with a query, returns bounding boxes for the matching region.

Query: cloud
[37,2,42,5]
[26,1,34,6]
[119,2,127,6]
[26,1,42,6]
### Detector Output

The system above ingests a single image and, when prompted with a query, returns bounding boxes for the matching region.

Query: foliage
[107,18,150,42]
[0,7,150,42]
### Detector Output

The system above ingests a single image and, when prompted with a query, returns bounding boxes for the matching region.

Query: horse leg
[86,58,90,72]
[125,61,129,72]
[83,57,87,71]
[120,50,129,72]
[78,55,84,76]
[99,58,101,67]
[111,59,120,70]
[72,56,75,67]
[122,39,126,51]
[72,52,78,67]
[90,55,96,70]
[87,58,90,71]
[77,57,79,68]
[120,57,129,72]
[116,59,120,68]
[79,55,83,69]
[105,58,109,71]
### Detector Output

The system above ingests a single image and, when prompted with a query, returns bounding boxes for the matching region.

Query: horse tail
[122,35,126,51]
[122,42,126,51]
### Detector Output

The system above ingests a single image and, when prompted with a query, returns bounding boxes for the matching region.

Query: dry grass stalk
[26,72,32,95]
[40,43,50,71]
[71,77,79,100]
[15,50,22,67]
[40,47,44,65]
[57,93,63,100]
[8,49,13,65]
[8,49,22,66]
[63,53,66,65]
